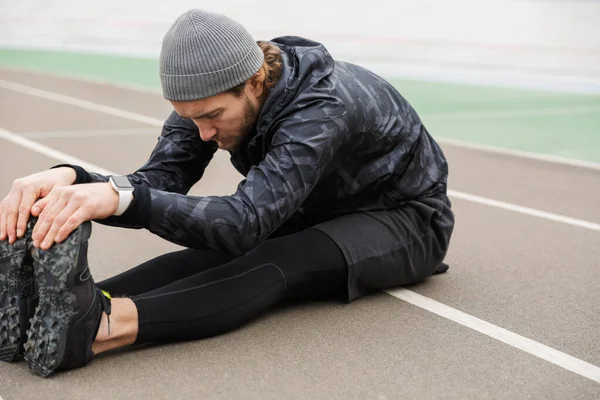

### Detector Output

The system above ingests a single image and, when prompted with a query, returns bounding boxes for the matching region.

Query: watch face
[111,176,133,189]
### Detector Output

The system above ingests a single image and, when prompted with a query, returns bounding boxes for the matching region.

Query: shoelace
[98,289,113,336]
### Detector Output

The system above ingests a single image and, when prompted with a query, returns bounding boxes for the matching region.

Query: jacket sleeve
[124,98,350,254]
[56,111,217,229]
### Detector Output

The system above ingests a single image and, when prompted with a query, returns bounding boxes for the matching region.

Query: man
[0,9,454,377]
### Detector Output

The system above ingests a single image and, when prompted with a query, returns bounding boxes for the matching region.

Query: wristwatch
[109,175,134,216]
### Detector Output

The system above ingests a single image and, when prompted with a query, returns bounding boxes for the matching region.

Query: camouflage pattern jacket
[70,36,449,255]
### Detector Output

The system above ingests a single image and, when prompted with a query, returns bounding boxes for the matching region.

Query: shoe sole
[24,223,91,377]
[0,283,20,362]
[0,245,31,363]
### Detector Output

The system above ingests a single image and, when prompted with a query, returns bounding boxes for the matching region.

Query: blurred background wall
[1,0,599,93]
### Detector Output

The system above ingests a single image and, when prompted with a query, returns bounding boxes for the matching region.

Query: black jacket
[74,36,449,255]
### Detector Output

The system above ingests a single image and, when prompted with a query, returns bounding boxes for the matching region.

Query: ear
[247,70,266,98]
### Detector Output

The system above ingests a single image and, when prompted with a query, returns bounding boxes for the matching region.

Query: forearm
[123,187,258,254]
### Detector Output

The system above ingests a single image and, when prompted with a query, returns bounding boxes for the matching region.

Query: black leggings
[97,228,347,344]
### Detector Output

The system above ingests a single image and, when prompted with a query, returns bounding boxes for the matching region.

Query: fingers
[32,187,92,250]
[32,191,62,247]
[4,187,23,244]
[16,190,38,240]
[0,179,41,243]
[31,197,49,217]
[0,197,7,241]
[56,209,88,245]
[1,171,79,244]
[39,201,81,250]
[28,183,105,250]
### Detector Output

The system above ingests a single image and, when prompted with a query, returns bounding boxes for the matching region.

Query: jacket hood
[253,36,336,138]
[229,36,336,174]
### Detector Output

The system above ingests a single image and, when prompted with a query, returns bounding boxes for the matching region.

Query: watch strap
[114,190,134,216]
[110,176,134,216]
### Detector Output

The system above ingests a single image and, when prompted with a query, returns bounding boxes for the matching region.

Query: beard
[215,95,259,152]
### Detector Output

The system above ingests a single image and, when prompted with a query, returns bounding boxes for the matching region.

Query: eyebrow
[190,108,223,119]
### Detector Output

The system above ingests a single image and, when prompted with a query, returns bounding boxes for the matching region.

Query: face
[170,79,264,152]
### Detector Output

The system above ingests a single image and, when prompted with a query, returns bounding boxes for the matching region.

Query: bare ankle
[92,297,139,355]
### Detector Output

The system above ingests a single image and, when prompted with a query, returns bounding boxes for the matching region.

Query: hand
[31,182,119,250]
[0,168,76,244]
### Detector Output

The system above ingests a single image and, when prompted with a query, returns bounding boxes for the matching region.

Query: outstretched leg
[92,228,346,353]
[97,249,235,297]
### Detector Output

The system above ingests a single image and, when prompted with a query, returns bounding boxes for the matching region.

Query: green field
[1,48,599,163]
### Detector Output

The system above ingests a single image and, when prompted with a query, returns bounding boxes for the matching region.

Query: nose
[194,121,217,142]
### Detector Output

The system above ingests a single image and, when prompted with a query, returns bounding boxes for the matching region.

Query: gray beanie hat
[159,9,264,101]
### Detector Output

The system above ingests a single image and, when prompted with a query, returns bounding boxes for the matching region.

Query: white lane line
[2,127,599,384]
[1,79,599,232]
[0,128,113,176]
[0,65,160,95]
[21,128,158,139]
[448,190,600,232]
[436,137,600,171]
[0,79,164,127]
[424,105,600,121]
[386,288,600,384]
[3,71,599,170]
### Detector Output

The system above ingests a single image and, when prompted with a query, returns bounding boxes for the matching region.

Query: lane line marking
[21,128,158,139]
[424,105,600,121]
[0,79,164,127]
[2,71,599,170]
[1,127,599,384]
[0,65,160,95]
[1,79,599,232]
[436,137,600,171]
[448,190,600,232]
[0,128,113,175]
[386,288,600,384]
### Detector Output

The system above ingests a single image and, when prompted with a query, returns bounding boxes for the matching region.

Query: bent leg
[313,194,455,300]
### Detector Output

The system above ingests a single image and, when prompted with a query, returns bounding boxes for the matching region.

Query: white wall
[1,0,599,92]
